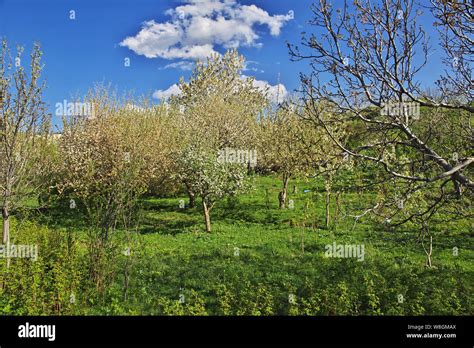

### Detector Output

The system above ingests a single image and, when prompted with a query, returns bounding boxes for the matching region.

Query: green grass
[1,175,472,315]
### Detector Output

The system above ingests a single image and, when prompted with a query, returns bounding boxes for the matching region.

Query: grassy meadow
[1,174,471,316]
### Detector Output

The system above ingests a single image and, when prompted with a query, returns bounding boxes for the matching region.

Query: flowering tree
[175,145,249,232]
[258,99,341,210]
[57,88,161,241]
[170,49,267,207]
[0,40,51,248]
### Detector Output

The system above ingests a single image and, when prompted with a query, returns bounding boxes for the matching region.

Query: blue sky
[0,0,446,128]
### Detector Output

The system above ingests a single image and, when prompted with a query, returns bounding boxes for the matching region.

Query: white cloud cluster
[243,60,264,74]
[161,61,195,71]
[152,84,181,100]
[251,78,288,104]
[153,77,288,104]
[120,0,293,64]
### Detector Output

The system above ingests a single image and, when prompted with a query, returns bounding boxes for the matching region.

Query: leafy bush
[0,221,83,315]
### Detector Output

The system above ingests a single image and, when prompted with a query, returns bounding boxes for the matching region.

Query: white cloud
[243,60,264,73]
[161,61,195,71]
[237,5,290,36]
[152,84,181,100]
[120,21,184,59]
[166,0,229,19]
[251,78,288,104]
[152,77,287,104]
[120,0,293,62]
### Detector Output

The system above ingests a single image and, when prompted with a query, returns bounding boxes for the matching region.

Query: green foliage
[0,221,82,315]
[156,290,208,316]
[1,173,472,315]
[175,144,251,206]
[1,21,471,320]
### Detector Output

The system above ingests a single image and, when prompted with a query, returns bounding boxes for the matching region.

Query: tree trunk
[202,200,212,233]
[102,226,109,243]
[421,222,433,268]
[426,235,433,268]
[188,193,195,209]
[2,205,10,269]
[325,189,331,228]
[334,192,341,228]
[2,205,9,245]
[279,175,290,209]
[185,183,195,208]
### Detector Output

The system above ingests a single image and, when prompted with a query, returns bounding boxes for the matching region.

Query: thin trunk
[2,205,10,268]
[334,192,341,228]
[101,193,116,242]
[427,236,433,268]
[2,206,9,245]
[202,200,211,233]
[188,193,195,209]
[325,189,331,228]
[102,227,109,242]
[421,222,433,268]
[422,235,433,268]
[279,175,290,209]
[185,183,195,208]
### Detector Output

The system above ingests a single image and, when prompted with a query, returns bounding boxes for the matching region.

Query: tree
[289,0,473,230]
[173,50,266,150]
[0,40,50,249]
[430,0,473,103]
[258,99,338,209]
[299,100,349,227]
[57,87,160,241]
[170,50,267,207]
[174,144,249,232]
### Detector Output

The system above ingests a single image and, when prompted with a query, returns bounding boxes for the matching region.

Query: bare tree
[0,40,50,248]
[430,0,473,103]
[289,0,473,227]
